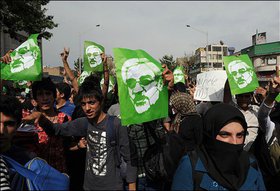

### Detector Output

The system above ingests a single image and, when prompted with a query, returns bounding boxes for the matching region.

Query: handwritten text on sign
[194,70,227,102]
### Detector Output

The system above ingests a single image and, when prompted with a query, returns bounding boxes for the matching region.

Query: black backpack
[143,122,186,183]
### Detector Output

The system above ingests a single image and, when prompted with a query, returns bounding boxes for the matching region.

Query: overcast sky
[42,1,280,68]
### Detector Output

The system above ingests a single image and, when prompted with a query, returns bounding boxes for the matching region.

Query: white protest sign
[194,70,227,101]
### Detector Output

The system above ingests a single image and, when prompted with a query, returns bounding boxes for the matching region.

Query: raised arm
[162,64,174,91]
[22,111,88,137]
[0,50,12,63]
[101,53,109,98]
[0,50,13,92]
[60,48,79,93]
[258,66,280,142]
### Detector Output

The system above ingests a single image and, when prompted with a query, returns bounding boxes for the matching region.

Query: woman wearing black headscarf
[172,103,266,190]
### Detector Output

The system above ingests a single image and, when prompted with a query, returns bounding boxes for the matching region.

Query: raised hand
[162,64,174,90]
[22,111,42,124]
[60,47,70,63]
[255,86,267,98]
[0,50,13,64]
[101,53,107,64]
[269,65,280,94]
[78,137,87,149]
[264,65,280,106]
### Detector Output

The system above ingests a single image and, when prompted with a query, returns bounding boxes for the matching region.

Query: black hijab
[199,103,250,190]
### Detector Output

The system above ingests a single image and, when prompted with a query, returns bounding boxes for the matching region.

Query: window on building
[223,47,228,55]
[213,63,223,68]
[201,63,208,68]
[267,57,277,65]
[212,46,222,51]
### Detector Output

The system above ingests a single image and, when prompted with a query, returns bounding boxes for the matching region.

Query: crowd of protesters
[1,47,280,191]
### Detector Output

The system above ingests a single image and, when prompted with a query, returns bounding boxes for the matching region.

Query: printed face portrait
[173,68,184,83]
[228,60,253,89]
[86,45,102,68]
[78,71,91,85]
[100,77,114,92]
[121,58,163,114]
[10,39,38,73]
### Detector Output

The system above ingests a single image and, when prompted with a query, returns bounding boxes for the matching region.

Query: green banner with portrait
[113,48,168,126]
[83,41,105,72]
[77,71,92,86]
[223,54,259,95]
[100,74,115,93]
[0,34,42,81]
[173,66,185,84]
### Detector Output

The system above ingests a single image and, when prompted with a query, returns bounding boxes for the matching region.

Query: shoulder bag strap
[1,155,36,181]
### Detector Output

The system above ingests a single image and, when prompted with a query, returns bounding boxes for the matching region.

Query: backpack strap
[106,115,121,167]
[1,155,36,181]
[188,150,204,191]
[106,115,116,146]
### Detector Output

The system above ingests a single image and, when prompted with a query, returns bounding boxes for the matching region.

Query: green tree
[159,55,176,71]
[0,0,58,40]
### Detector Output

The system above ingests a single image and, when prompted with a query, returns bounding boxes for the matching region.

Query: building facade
[241,41,280,86]
[188,44,228,80]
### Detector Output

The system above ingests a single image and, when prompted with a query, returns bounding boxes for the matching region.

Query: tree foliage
[159,54,176,71]
[0,0,58,40]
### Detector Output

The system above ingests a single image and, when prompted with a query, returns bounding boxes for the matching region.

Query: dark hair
[22,98,34,110]
[56,82,71,100]
[31,77,56,100]
[77,74,104,103]
[174,82,186,93]
[0,94,23,125]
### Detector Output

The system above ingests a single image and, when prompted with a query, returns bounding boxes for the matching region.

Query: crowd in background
[1,48,280,191]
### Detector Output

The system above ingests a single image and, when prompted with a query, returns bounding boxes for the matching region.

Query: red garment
[35,112,71,173]
[22,109,31,118]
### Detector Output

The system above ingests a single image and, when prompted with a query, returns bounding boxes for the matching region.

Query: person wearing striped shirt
[0,156,11,191]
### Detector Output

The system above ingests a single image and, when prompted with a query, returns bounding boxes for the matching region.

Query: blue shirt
[172,154,266,190]
[57,100,75,117]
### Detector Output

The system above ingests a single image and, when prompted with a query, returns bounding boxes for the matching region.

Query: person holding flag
[23,74,138,191]
[256,66,280,189]
[0,34,42,82]
[60,47,110,101]
[223,54,261,151]
[113,48,173,126]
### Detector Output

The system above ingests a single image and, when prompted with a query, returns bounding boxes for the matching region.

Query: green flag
[100,74,115,93]
[113,48,168,126]
[276,94,280,102]
[173,66,185,84]
[83,41,105,72]
[0,34,42,81]
[77,71,92,86]
[15,80,28,89]
[223,54,259,95]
